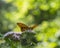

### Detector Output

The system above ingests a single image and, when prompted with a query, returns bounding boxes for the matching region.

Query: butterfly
[4,23,37,41]
[17,23,37,32]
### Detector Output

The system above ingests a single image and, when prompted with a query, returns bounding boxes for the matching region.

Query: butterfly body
[17,23,37,32]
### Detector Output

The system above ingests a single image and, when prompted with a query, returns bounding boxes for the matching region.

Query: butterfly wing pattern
[17,23,29,32]
[17,23,37,32]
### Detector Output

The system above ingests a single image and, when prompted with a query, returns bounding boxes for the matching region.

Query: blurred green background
[0,0,60,48]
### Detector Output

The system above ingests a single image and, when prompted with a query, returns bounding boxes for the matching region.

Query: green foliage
[0,0,60,48]
[3,31,37,48]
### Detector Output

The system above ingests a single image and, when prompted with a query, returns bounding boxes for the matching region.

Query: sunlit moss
[35,21,59,42]
[35,33,44,41]
[3,0,12,3]
[8,24,14,30]
[13,0,30,18]
[32,10,40,15]
[26,15,34,23]
[40,4,50,11]
[35,42,57,48]
[55,30,60,38]
[5,12,13,21]
[43,27,58,41]
[5,12,19,22]
[41,21,49,30]
[13,25,21,32]
[19,1,29,18]
[50,2,59,10]
[0,40,5,44]
[13,0,23,8]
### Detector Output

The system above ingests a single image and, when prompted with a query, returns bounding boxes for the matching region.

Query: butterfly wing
[31,25,37,30]
[17,23,29,32]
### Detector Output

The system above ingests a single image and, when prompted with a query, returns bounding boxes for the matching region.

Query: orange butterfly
[17,23,37,32]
